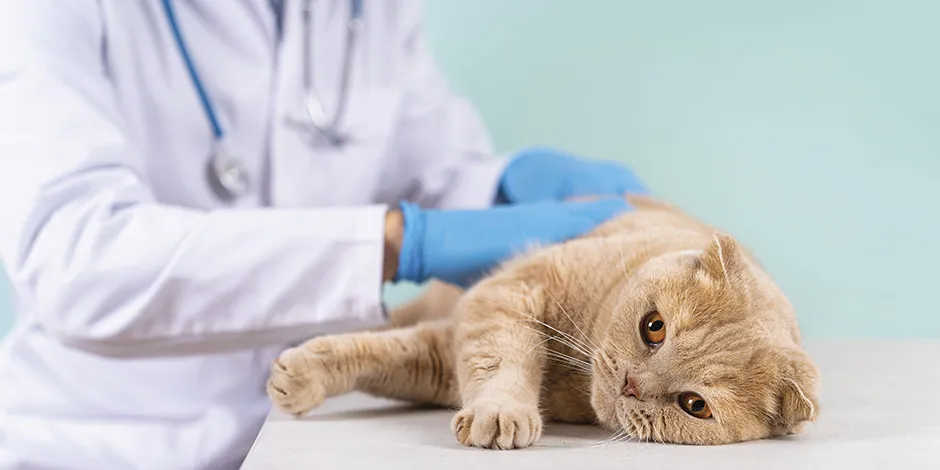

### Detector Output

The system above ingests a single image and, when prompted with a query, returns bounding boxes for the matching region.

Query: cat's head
[590,233,820,445]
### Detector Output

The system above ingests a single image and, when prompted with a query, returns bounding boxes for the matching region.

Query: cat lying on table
[266,195,820,449]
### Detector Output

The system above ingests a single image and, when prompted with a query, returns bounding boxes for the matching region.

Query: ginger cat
[266,196,820,448]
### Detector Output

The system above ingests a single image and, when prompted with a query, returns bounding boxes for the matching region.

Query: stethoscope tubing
[160,0,362,200]
[160,0,224,140]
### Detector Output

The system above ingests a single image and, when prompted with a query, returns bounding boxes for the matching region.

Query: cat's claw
[266,347,327,417]
[451,400,543,450]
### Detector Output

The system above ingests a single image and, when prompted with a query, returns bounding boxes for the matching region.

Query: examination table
[242,339,940,469]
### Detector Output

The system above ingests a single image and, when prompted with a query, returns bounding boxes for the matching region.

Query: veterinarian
[0,1,649,468]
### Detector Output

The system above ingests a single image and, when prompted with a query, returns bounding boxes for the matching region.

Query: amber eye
[640,311,666,346]
[678,392,712,419]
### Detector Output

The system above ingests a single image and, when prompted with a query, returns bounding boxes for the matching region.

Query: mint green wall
[2,1,938,338]
[412,0,939,338]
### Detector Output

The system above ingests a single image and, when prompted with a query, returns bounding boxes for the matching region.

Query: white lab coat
[0,1,506,468]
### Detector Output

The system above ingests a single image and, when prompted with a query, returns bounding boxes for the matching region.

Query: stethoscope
[160,0,363,201]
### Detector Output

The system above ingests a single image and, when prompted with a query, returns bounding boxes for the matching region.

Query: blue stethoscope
[160,0,364,201]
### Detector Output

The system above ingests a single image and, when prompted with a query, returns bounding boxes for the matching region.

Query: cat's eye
[678,392,712,419]
[640,311,666,346]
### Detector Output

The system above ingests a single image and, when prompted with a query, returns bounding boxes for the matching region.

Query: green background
[2,1,938,338]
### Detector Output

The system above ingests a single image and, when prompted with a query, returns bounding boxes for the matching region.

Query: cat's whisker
[581,293,613,348]
[579,289,614,333]
[565,371,593,380]
[610,428,635,445]
[516,318,594,358]
[547,362,592,376]
[653,430,665,446]
[654,413,667,445]
[648,421,661,445]
[572,383,592,397]
[513,321,595,359]
[614,246,640,372]
[627,410,649,445]
[544,354,592,374]
[569,369,594,379]
[545,360,591,374]
[639,412,659,446]
[511,320,595,361]
[543,348,592,367]
[592,426,630,448]
[546,362,591,375]
[599,432,628,447]
[511,318,581,350]
[617,245,630,282]
[598,348,614,368]
[544,290,601,352]
[524,331,594,373]
[584,291,614,316]
[487,300,596,355]
[544,350,593,371]
[488,298,591,350]
[639,422,650,445]
[522,337,554,361]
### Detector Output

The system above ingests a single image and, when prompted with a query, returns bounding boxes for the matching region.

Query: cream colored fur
[267,195,820,449]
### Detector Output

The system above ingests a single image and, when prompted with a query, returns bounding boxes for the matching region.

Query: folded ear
[699,233,745,285]
[771,354,821,434]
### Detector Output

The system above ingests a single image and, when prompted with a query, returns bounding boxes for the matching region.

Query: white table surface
[241,339,940,470]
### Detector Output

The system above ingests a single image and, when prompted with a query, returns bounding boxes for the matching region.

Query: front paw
[451,400,543,450]
[266,346,328,417]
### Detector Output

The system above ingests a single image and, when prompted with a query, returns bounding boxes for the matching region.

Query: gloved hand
[497,146,650,204]
[395,198,631,288]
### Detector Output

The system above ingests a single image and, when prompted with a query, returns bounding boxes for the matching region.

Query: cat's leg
[381,280,463,329]
[267,320,458,417]
[450,275,551,450]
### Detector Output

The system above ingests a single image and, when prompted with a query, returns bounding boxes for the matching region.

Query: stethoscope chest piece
[206,145,249,201]
[162,0,363,202]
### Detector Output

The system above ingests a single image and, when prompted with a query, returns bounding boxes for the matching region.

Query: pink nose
[622,376,641,399]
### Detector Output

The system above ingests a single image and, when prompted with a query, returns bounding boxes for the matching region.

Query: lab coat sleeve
[0,0,388,357]
[388,0,511,211]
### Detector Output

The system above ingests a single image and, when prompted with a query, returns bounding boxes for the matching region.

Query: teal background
[2,1,938,338]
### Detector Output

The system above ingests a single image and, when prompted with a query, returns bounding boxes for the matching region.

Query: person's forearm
[3,198,391,356]
[384,208,404,282]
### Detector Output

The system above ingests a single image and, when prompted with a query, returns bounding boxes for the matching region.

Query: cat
[266,195,820,449]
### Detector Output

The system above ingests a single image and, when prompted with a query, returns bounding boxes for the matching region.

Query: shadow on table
[297,402,442,422]
[290,393,937,454]
[298,401,629,451]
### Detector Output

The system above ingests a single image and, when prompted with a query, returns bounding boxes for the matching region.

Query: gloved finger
[611,165,651,196]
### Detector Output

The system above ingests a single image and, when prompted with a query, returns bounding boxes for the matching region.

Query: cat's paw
[451,400,543,450]
[266,346,328,417]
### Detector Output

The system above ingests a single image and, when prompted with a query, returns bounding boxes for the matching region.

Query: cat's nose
[622,376,641,399]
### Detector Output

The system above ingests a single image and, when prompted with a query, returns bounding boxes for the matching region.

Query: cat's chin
[591,387,656,439]
[589,385,622,431]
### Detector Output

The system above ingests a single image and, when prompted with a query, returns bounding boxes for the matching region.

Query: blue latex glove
[498,146,650,203]
[395,198,631,288]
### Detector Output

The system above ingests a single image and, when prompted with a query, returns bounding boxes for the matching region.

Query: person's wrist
[383,208,404,282]
[392,201,428,284]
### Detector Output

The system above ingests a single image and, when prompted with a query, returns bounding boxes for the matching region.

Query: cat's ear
[771,355,821,434]
[698,233,745,285]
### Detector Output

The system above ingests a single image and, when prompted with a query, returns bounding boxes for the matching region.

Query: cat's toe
[452,400,543,450]
[266,347,326,417]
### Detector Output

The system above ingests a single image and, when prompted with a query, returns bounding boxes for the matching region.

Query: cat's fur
[266,195,820,448]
